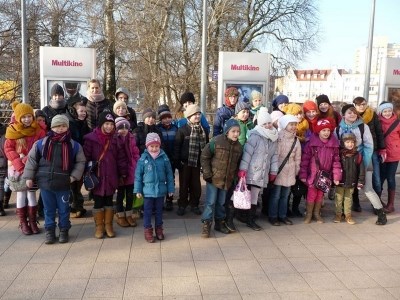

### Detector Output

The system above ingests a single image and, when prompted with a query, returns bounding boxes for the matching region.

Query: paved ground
[1,186,400,299]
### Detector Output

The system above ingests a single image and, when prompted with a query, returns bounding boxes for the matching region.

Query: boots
[376,208,387,225]
[125,210,137,227]
[155,226,164,240]
[201,221,212,238]
[28,206,40,234]
[214,219,230,234]
[45,227,56,244]
[59,228,69,243]
[246,205,262,231]
[352,188,362,212]
[304,202,314,224]
[104,207,115,238]
[291,196,303,217]
[384,190,395,213]
[116,212,130,227]
[333,213,342,223]
[16,207,32,235]
[3,189,11,209]
[93,209,105,239]
[225,204,237,232]
[345,214,356,225]
[313,202,324,223]
[144,227,154,243]
[0,192,5,216]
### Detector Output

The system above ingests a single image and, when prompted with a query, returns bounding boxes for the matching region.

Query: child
[115,87,138,130]
[299,118,341,224]
[5,101,46,234]
[156,104,178,211]
[238,107,279,230]
[24,115,86,244]
[234,101,254,145]
[174,104,209,216]
[315,94,341,127]
[201,119,243,237]
[249,91,264,124]
[134,133,174,243]
[133,108,162,154]
[378,101,400,213]
[113,100,136,132]
[334,133,364,224]
[114,117,140,227]
[0,123,7,216]
[302,100,319,133]
[213,87,238,136]
[270,95,289,128]
[83,111,127,238]
[268,115,301,226]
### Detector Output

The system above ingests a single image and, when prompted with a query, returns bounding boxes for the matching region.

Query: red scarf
[42,130,72,171]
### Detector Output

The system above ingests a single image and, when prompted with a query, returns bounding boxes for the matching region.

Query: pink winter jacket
[299,133,342,186]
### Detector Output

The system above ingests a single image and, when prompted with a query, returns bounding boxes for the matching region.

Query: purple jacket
[116,132,139,185]
[299,133,342,186]
[83,128,127,196]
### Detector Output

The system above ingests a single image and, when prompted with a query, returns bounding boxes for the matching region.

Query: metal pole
[200,0,207,113]
[363,0,376,101]
[21,0,29,103]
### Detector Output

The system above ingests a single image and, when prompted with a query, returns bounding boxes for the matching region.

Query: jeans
[143,197,164,229]
[201,183,227,222]
[40,189,71,230]
[371,151,382,194]
[268,185,290,219]
[380,161,399,190]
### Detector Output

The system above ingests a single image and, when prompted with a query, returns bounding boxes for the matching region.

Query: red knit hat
[314,118,335,134]
[302,100,318,113]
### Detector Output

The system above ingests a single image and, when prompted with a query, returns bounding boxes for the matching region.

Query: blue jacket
[134,149,174,198]
[156,123,178,161]
[176,113,210,137]
[213,105,234,137]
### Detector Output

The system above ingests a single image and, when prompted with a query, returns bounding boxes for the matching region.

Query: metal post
[363,0,376,101]
[21,0,29,103]
[200,0,207,113]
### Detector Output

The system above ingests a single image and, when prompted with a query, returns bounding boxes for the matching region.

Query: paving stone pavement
[1,187,400,299]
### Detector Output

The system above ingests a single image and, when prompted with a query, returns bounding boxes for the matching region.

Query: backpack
[36,137,79,158]
[336,123,365,144]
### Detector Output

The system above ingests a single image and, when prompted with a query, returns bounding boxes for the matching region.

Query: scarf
[187,122,206,167]
[305,116,318,133]
[252,125,279,142]
[340,147,358,158]
[5,120,40,140]
[296,118,309,142]
[42,130,72,171]
[49,98,67,110]
[86,90,105,103]
[149,150,160,160]
[360,107,374,124]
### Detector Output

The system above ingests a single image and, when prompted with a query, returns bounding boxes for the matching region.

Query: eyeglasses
[355,103,367,107]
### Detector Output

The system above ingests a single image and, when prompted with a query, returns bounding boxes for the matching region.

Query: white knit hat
[278,114,299,130]
[257,107,272,125]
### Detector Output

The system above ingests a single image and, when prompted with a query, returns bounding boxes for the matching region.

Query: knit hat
[257,107,272,125]
[316,94,331,106]
[11,101,34,123]
[51,114,69,129]
[223,119,240,135]
[34,109,46,119]
[98,111,115,128]
[184,104,201,118]
[115,116,130,130]
[157,104,172,120]
[113,100,127,114]
[341,103,357,116]
[250,91,262,103]
[278,114,299,130]
[145,132,161,147]
[50,83,64,97]
[224,87,239,97]
[341,132,357,143]
[302,100,318,113]
[314,118,334,134]
[142,108,156,120]
[235,101,250,115]
[284,103,302,116]
[377,101,393,115]
[272,95,289,109]
[180,92,195,105]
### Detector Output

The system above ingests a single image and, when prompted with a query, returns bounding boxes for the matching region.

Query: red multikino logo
[51,59,83,67]
[393,69,400,75]
[231,64,260,71]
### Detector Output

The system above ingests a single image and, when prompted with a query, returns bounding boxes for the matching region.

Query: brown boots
[313,202,324,224]
[384,190,395,213]
[116,210,137,227]
[93,209,105,239]
[16,207,32,235]
[116,212,130,227]
[104,207,115,238]
[125,210,137,227]
[144,227,154,243]
[304,202,324,224]
[304,202,314,224]
[28,206,40,234]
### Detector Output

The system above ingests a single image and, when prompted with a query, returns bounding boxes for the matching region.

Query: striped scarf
[188,122,206,167]
[42,130,72,171]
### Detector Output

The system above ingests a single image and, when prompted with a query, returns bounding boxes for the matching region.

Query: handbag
[312,148,332,193]
[83,140,110,191]
[231,177,251,209]
[7,165,28,192]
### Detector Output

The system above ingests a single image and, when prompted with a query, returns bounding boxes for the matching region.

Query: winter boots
[376,208,387,225]
[16,207,32,235]
[125,210,137,227]
[144,227,154,243]
[59,229,69,243]
[3,189,11,209]
[345,214,356,225]
[155,226,164,240]
[45,227,56,244]
[104,207,115,238]
[93,208,105,239]
[225,204,237,232]
[246,205,261,231]
[214,219,230,234]
[201,221,212,238]
[116,212,130,227]
[313,202,324,223]
[0,196,5,217]
[333,213,342,223]
[352,188,362,212]
[304,202,314,224]
[28,206,40,234]
[384,190,395,213]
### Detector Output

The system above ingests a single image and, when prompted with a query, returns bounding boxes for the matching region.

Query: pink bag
[232,177,251,209]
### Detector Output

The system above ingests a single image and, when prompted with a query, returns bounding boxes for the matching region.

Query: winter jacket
[133,122,163,155]
[157,122,178,162]
[237,119,254,146]
[299,133,342,187]
[380,114,400,162]
[65,109,90,145]
[201,134,243,190]
[360,109,385,151]
[23,137,86,190]
[213,105,235,137]
[176,113,210,137]
[274,130,302,187]
[0,134,7,171]
[116,132,140,185]
[86,99,113,130]
[338,151,365,188]
[83,128,127,196]
[239,130,278,188]
[133,149,174,198]
[42,106,67,128]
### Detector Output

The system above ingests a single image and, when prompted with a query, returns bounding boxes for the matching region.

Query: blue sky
[299,0,399,70]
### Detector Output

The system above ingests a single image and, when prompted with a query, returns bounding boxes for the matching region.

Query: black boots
[352,188,362,212]
[59,229,69,243]
[45,228,56,244]
[246,205,261,231]
[3,189,11,209]
[0,190,5,216]
[384,190,395,213]
[214,219,230,234]
[376,209,387,225]
[225,204,237,232]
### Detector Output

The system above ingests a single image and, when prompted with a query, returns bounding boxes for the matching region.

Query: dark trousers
[70,179,84,211]
[116,184,134,212]
[178,164,201,208]
[93,195,113,209]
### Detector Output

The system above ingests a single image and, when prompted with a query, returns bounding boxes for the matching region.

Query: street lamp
[363,0,376,101]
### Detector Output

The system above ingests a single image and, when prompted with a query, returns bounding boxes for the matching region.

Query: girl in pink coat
[299,118,341,224]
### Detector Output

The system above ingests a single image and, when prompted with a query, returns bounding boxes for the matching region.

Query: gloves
[237,170,247,178]
[378,149,387,163]
[269,174,277,183]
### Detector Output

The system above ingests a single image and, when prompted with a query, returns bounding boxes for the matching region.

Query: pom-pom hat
[145,132,161,147]
[314,118,334,134]
[257,107,272,125]
[98,111,115,128]
[115,117,130,130]
[12,101,34,123]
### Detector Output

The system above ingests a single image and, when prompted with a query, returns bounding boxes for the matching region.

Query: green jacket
[237,119,254,146]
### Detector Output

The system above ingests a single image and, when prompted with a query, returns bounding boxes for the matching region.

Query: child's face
[147,143,160,153]
[52,124,68,134]
[285,122,297,134]
[118,127,129,137]
[36,116,45,123]
[227,127,240,141]
[252,98,262,108]
[305,110,317,120]
[188,112,201,124]
[76,106,87,120]
[319,103,329,113]
[228,96,238,106]
[161,116,172,126]
[344,109,358,123]
[237,109,249,122]
[89,82,100,94]
[117,93,128,102]
[144,116,156,125]
[183,101,194,109]
[115,105,127,116]
[262,122,273,130]
[381,108,393,119]
[295,112,304,122]
[319,128,331,139]
[344,139,355,150]
[20,114,33,127]
[102,121,115,134]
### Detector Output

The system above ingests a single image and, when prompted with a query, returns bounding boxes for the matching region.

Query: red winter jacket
[380,114,400,162]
